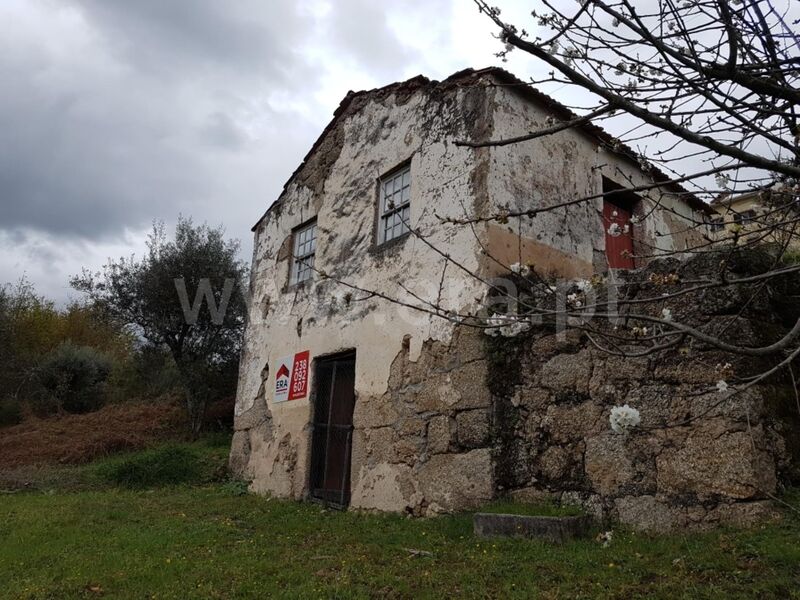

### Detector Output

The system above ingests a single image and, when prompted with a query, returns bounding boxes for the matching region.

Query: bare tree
[303,1,800,423]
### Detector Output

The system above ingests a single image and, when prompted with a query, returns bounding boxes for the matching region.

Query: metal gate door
[309,352,356,507]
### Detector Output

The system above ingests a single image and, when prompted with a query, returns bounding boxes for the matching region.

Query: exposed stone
[233,398,271,431]
[584,434,637,496]
[360,427,396,463]
[538,351,592,394]
[707,500,781,527]
[350,463,415,512]
[456,409,490,448]
[614,495,681,533]
[353,395,398,429]
[228,431,251,478]
[536,446,575,482]
[542,401,604,444]
[448,363,492,410]
[656,427,777,500]
[417,449,493,513]
[427,415,452,455]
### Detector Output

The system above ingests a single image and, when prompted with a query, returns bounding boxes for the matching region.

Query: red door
[603,200,635,269]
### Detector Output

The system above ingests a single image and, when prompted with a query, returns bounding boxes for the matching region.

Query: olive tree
[72,218,247,436]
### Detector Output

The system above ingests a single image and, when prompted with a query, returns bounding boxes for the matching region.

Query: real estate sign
[273,350,310,403]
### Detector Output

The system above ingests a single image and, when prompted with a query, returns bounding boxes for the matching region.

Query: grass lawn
[1,440,799,599]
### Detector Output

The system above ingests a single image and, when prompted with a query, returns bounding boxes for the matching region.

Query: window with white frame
[291,220,317,285]
[378,165,411,245]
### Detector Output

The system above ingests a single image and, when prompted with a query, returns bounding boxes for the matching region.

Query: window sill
[369,232,411,256]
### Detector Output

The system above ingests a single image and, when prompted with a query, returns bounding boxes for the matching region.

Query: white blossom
[566,292,584,309]
[716,380,729,393]
[482,314,530,338]
[500,320,531,337]
[661,307,672,321]
[509,262,531,277]
[609,404,641,434]
[597,530,614,547]
[715,173,731,190]
[607,223,622,237]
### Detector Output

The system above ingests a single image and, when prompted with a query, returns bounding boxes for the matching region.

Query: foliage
[0,278,137,422]
[71,217,248,436]
[0,476,798,598]
[36,342,112,414]
[90,437,230,489]
[92,444,204,488]
[0,397,22,427]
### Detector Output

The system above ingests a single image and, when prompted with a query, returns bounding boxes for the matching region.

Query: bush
[37,342,112,414]
[94,445,203,488]
[0,397,22,427]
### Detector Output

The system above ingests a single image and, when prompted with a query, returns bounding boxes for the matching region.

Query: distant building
[709,187,800,251]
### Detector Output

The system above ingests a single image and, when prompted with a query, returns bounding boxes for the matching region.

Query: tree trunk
[187,393,206,440]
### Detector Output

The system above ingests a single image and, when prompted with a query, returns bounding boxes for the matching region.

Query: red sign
[288,350,310,401]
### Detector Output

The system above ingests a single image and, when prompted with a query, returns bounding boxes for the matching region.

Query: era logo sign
[274,350,310,403]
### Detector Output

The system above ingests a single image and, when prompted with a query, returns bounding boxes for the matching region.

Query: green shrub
[0,397,22,427]
[94,445,203,488]
[37,342,112,414]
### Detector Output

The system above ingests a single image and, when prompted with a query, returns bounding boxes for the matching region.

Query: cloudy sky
[0,1,590,303]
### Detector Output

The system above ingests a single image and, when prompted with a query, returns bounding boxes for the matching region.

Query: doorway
[309,351,356,507]
[602,177,638,269]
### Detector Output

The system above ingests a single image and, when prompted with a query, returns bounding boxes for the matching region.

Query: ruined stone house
[230,67,797,529]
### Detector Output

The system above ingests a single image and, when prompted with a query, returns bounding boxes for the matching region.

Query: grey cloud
[0,0,323,242]
[0,0,452,302]
[71,0,311,82]
[327,0,447,78]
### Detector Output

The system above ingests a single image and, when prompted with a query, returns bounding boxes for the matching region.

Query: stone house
[230,67,798,529]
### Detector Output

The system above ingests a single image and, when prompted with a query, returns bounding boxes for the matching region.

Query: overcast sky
[0,0,663,303]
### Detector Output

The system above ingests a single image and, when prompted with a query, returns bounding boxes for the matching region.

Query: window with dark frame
[290,220,317,285]
[733,209,757,226]
[378,165,411,245]
[709,216,725,232]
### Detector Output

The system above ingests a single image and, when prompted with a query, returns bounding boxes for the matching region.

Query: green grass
[1,442,799,599]
[89,434,230,489]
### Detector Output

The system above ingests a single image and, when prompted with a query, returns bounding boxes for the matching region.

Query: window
[291,220,317,285]
[709,217,725,232]
[378,165,411,245]
[733,209,757,226]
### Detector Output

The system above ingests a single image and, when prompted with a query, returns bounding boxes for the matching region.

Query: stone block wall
[491,330,797,531]
[486,253,800,531]
[349,328,495,515]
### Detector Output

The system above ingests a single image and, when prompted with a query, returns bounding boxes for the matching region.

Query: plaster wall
[232,82,493,504]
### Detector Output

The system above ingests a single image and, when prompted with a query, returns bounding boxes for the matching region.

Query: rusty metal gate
[309,351,356,507]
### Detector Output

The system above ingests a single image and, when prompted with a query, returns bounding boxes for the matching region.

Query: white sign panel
[273,356,292,403]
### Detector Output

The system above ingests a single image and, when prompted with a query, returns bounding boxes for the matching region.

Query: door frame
[306,349,357,509]
[602,176,640,270]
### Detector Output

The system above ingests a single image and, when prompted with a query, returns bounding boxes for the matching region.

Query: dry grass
[0,399,186,469]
